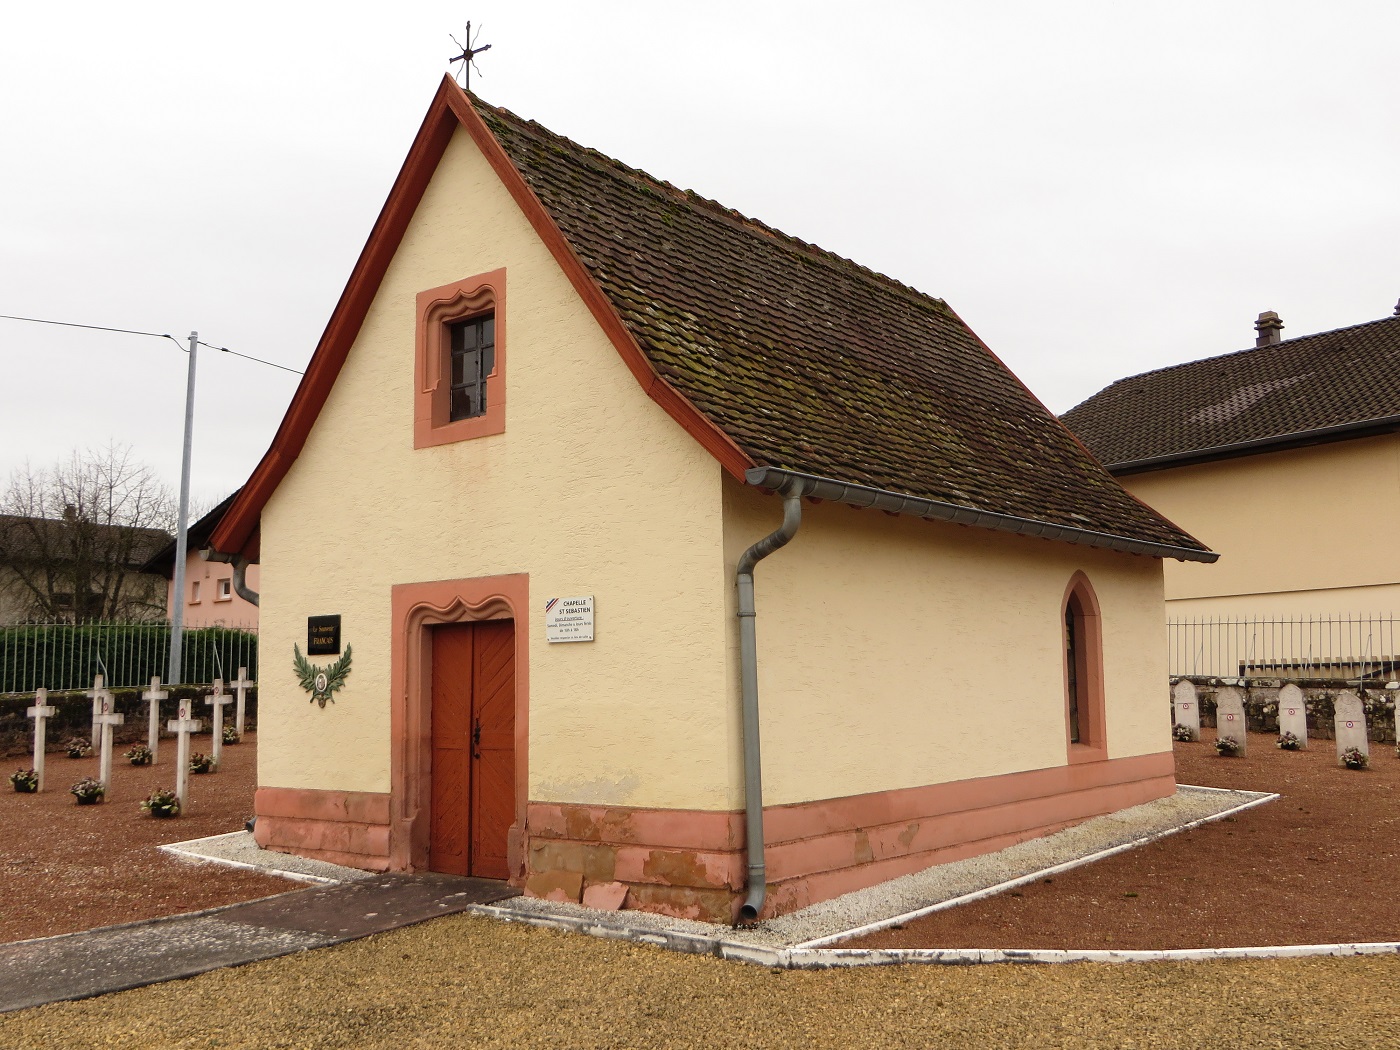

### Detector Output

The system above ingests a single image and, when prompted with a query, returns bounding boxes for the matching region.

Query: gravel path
[2,912,1398,1048]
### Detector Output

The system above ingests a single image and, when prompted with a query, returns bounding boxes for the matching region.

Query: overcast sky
[3,1,1398,507]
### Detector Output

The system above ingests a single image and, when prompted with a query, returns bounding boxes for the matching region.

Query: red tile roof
[1063,315,1400,472]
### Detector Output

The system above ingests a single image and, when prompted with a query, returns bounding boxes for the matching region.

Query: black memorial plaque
[307,615,342,655]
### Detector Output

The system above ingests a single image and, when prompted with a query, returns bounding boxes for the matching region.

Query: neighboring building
[210,77,1212,921]
[1063,307,1400,622]
[0,511,169,623]
[141,491,260,628]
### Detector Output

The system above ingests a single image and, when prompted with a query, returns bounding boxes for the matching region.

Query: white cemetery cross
[86,673,109,750]
[1333,690,1369,766]
[205,679,231,768]
[230,666,253,738]
[26,688,57,792]
[1172,679,1200,741]
[94,693,125,794]
[142,676,169,761]
[1277,683,1308,748]
[167,698,203,814]
[1214,686,1248,756]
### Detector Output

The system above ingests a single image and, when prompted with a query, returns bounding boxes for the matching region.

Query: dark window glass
[1066,601,1081,744]
[448,313,495,421]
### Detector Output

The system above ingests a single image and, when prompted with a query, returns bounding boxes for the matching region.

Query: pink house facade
[142,491,260,628]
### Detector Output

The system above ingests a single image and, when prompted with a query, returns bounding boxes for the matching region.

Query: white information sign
[545,595,594,643]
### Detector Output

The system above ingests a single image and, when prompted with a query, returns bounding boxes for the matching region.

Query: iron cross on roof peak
[449,21,492,90]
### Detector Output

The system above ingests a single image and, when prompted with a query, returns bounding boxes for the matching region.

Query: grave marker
[205,679,231,768]
[142,676,169,760]
[1277,684,1308,748]
[1172,679,1200,741]
[1334,690,1369,765]
[26,688,57,792]
[86,674,109,750]
[1215,685,1248,755]
[230,666,253,738]
[167,698,203,814]
[94,692,125,794]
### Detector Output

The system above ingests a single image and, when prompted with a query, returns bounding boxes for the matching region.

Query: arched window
[1062,572,1107,763]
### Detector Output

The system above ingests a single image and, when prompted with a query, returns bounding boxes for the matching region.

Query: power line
[0,312,305,376]
[195,339,304,376]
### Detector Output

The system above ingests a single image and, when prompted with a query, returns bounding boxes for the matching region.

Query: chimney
[1393,298,1399,317]
[1254,310,1284,347]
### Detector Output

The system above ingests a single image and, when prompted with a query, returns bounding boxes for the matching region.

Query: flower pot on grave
[142,789,181,819]
[9,769,39,793]
[70,777,105,804]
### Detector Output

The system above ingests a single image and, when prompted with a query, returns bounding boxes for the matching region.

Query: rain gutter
[1105,413,1400,477]
[745,467,1217,564]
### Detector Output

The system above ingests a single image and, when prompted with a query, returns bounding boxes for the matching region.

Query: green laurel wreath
[293,644,352,708]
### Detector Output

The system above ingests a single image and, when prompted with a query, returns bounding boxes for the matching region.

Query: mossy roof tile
[472,97,1205,554]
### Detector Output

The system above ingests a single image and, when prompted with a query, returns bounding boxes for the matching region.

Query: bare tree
[0,445,175,621]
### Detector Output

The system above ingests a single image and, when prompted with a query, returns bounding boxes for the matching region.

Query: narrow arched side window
[1062,572,1108,764]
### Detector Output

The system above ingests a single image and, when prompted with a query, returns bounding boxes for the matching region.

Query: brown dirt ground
[850,730,1400,951]
[1,732,295,943]
[5,916,1400,1049]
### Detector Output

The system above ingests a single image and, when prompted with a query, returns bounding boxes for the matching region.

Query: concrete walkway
[0,873,517,1013]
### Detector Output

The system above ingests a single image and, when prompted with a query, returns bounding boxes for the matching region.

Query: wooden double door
[429,619,515,879]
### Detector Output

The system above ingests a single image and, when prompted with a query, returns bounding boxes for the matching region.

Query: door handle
[472,719,482,758]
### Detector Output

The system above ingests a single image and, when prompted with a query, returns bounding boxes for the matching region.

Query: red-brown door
[429,620,515,879]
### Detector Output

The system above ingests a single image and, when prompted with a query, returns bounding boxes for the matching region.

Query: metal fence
[0,620,258,693]
[1169,616,1400,681]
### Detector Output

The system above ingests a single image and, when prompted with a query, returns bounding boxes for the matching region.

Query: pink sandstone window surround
[414,269,507,449]
[1063,571,1108,765]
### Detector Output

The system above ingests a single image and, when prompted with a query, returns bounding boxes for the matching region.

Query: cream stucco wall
[1121,435,1400,616]
[257,126,731,809]
[722,481,1171,807]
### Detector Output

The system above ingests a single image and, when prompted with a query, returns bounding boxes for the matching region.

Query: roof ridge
[1083,312,1400,399]
[471,96,951,319]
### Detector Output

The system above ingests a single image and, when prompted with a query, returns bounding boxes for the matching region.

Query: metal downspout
[201,548,260,606]
[736,480,805,924]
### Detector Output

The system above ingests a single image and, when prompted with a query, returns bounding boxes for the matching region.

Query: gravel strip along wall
[476,785,1270,961]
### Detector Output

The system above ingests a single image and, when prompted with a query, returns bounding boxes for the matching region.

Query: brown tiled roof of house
[474,98,1208,558]
[1062,315,1400,471]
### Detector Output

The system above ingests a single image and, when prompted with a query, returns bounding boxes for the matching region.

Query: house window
[190,581,201,604]
[449,314,495,421]
[414,269,507,448]
[216,578,232,602]
[1062,572,1107,763]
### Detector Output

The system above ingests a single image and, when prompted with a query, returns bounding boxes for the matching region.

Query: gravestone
[1277,683,1308,749]
[1172,679,1200,741]
[142,676,169,761]
[26,688,57,792]
[1215,686,1248,755]
[167,698,203,814]
[86,674,110,750]
[230,666,253,738]
[205,679,231,768]
[1333,691,1369,766]
[94,693,125,793]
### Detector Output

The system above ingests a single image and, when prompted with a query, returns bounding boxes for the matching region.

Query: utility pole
[168,330,198,685]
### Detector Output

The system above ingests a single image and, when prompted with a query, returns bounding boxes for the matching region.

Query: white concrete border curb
[792,786,1280,948]
[467,785,1357,969]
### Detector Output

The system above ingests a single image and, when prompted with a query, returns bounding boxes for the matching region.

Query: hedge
[0,623,258,693]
